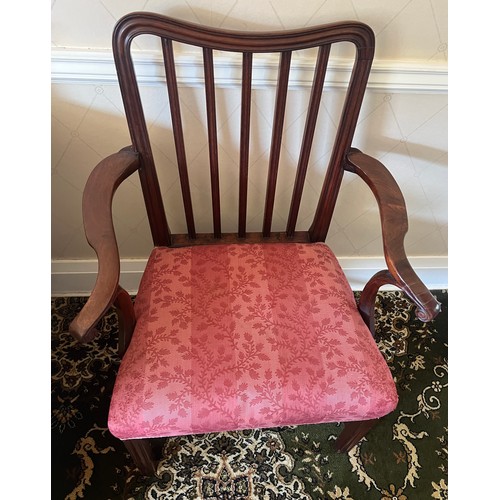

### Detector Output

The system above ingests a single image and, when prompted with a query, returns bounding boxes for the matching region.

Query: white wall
[51,0,448,293]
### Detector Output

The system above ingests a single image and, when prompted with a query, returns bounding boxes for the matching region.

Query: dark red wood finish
[161,39,196,239]
[123,439,157,476]
[334,419,379,453]
[68,12,441,474]
[69,147,139,343]
[238,52,252,238]
[345,149,441,329]
[286,44,330,237]
[111,12,376,244]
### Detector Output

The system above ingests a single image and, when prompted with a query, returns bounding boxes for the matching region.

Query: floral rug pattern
[51,291,447,499]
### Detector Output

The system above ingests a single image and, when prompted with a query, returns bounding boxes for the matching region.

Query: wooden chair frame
[69,12,440,475]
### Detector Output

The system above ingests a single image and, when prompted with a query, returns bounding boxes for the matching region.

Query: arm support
[68,148,140,343]
[345,148,441,329]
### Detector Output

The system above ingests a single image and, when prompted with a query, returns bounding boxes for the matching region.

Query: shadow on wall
[51,91,149,260]
[51,22,447,262]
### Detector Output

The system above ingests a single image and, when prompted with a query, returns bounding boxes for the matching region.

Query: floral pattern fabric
[52,290,448,499]
[108,243,397,440]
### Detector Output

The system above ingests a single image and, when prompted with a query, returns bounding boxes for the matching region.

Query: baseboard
[51,256,448,296]
[338,256,448,291]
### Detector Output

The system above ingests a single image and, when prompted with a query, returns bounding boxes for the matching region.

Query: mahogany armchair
[69,12,440,476]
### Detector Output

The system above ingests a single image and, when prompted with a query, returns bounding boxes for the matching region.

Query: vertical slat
[113,35,171,246]
[286,44,331,237]
[309,57,373,242]
[162,39,196,239]
[203,47,222,238]
[262,50,292,237]
[238,52,253,238]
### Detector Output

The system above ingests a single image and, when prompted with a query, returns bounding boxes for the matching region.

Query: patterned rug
[51,290,447,500]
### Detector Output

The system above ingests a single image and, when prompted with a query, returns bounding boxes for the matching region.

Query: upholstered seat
[108,243,397,440]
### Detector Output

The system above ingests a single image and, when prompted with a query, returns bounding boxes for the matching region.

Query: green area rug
[51,290,447,500]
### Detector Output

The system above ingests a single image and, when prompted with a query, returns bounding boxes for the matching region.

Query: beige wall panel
[51,0,447,264]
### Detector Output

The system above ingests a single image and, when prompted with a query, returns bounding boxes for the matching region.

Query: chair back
[112,12,375,247]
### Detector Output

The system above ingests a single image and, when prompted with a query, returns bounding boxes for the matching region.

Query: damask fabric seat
[108,242,398,441]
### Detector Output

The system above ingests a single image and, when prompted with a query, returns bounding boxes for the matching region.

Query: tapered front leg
[123,438,157,476]
[334,419,378,453]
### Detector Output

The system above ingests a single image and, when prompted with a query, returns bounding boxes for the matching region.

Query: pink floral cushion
[108,243,397,440]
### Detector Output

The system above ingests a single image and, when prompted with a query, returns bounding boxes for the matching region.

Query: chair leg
[358,270,395,336]
[114,286,136,358]
[334,419,378,452]
[123,438,157,476]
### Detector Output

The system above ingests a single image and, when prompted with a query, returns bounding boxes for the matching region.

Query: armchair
[69,12,440,475]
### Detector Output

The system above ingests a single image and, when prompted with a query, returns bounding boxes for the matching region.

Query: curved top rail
[113,12,375,59]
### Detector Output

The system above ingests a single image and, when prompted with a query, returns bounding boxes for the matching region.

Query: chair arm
[68,147,140,343]
[345,148,441,324]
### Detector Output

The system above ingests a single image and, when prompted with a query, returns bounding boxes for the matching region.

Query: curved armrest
[68,147,140,342]
[345,148,441,323]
